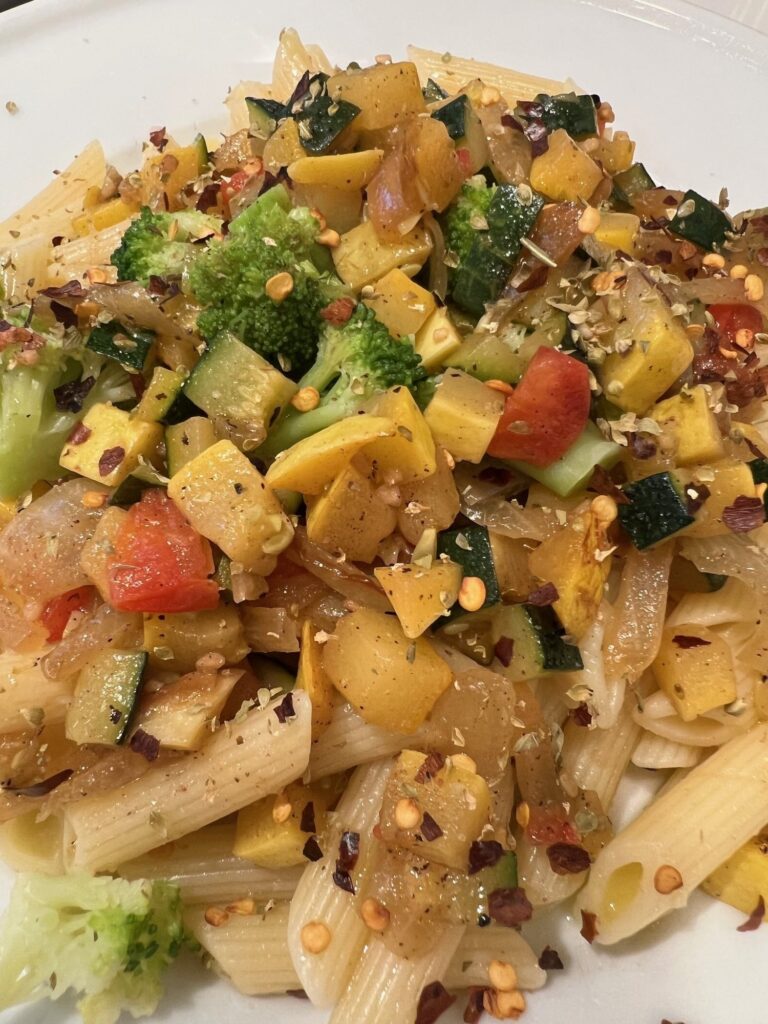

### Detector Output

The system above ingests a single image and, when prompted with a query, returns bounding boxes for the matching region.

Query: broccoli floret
[188,184,348,377]
[260,304,426,457]
[110,206,222,286]
[443,175,495,268]
[0,312,134,499]
[0,873,185,1024]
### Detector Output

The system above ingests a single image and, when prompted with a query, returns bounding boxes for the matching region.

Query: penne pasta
[62,692,312,873]
[308,703,414,780]
[0,234,51,303]
[407,45,566,102]
[515,833,586,908]
[445,924,546,992]
[0,812,64,874]
[46,218,133,285]
[0,648,72,736]
[577,723,768,944]
[561,691,641,808]
[631,731,703,770]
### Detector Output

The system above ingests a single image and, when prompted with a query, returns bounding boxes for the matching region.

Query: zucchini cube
[618,471,695,549]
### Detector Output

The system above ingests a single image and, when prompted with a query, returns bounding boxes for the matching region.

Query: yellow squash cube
[133,669,242,751]
[73,196,138,236]
[327,62,426,132]
[396,445,461,546]
[530,128,603,202]
[59,403,163,487]
[333,221,433,290]
[379,750,492,871]
[143,606,249,674]
[374,560,463,638]
[262,118,306,173]
[168,440,294,575]
[594,212,640,255]
[265,414,397,495]
[652,386,724,466]
[306,456,397,563]
[684,460,757,537]
[288,150,384,191]
[589,132,635,174]
[322,607,452,733]
[652,625,737,722]
[296,619,337,739]
[703,833,768,921]
[415,307,463,371]
[424,370,505,463]
[364,386,437,483]
[363,268,436,339]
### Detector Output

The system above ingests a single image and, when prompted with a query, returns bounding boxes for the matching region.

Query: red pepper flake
[736,895,765,932]
[98,446,125,477]
[580,909,599,943]
[672,634,711,649]
[1,768,74,797]
[196,182,221,212]
[488,887,533,927]
[468,839,504,875]
[415,981,456,1024]
[274,692,296,723]
[570,702,593,727]
[415,751,446,784]
[41,280,87,299]
[129,728,160,762]
[420,812,443,842]
[54,376,95,413]
[67,422,92,445]
[685,483,711,516]
[745,436,768,460]
[547,842,591,875]
[320,297,356,325]
[463,988,486,1024]
[629,433,657,460]
[723,495,765,533]
[49,301,78,329]
[149,126,168,151]
[527,582,559,607]
[494,636,514,668]
[302,835,323,861]
[338,830,360,871]
[332,866,355,894]
[589,465,630,504]
[538,946,564,970]
[299,801,316,834]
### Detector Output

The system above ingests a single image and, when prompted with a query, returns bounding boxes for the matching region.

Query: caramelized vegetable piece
[288,149,384,190]
[295,619,337,738]
[332,220,433,289]
[143,606,249,674]
[131,669,242,751]
[530,129,603,202]
[363,268,436,339]
[327,62,426,132]
[652,625,737,721]
[374,559,463,638]
[364,386,437,483]
[651,386,725,467]
[424,371,505,464]
[396,446,461,546]
[322,608,452,732]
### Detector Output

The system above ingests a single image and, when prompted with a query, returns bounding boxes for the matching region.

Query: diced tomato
[455,147,473,178]
[709,303,764,343]
[108,489,218,613]
[219,169,251,212]
[487,347,591,466]
[40,586,96,642]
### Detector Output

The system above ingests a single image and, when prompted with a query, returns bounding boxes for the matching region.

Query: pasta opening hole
[601,861,643,920]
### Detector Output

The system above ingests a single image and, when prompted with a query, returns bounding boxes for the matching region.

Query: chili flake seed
[654,864,683,894]
[395,796,422,830]
[265,271,294,303]
[300,920,332,954]
[488,960,518,993]
[734,328,755,350]
[515,801,530,828]
[485,379,516,396]
[483,987,526,1020]
[702,252,725,269]
[451,752,477,774]
[5,100,18,114]
[272,791,292,824]
[577,206,601,235]
[225,897,256,916]
[81,490,107,509]
[85,267,109,284]
[361,897,391,932]
[745,274,765,302]
[317,228,341,248]
[458,576,487,612]
[729,264,749,280]
[291,386,320,412]
[204,906,230,927]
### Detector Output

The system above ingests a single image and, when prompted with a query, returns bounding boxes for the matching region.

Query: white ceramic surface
[1,1,768,1021]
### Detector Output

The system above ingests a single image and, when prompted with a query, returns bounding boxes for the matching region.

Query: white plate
[1,1,767,1022]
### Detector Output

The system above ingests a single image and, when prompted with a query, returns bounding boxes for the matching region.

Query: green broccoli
[188,184,349,376]
[0,873,185,1024]
[259,304,426,457]
[110,206,223,286]
[0,311,134,500]
[441,175,544,317]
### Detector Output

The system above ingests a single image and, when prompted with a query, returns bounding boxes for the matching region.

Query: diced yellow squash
[415,307,463,371]
[327,62,426,131]
[296,619,336,739]
[600,270,693,414]
[396,445,461,545]
[684,460,757,537]
[265,415,397,495]
[363,268,436,339]
[652,386,724,466]
[374,559,463,638]
[530,128,603,202]
[594,212,640,255]
[379,749,492,870]
[528,495,618,639]
[168,440,294,575]
[132,668,242,750]
[233,778,342,869]
[332,220,433,290]
[703,832,768,921]
[322,607,452,732]
[262,118,306,174]
[143,605,249,674]
[652,624,737,722]
[306,456,396,562]
[488,533,537,602]
[142,139,208,210]
[292,182,363,234]
[423,370,504,463]
[165,417,218,476]
[131,367,186,423]
[589,131,635,174]
[73,196,139,236]
[59,403,163,487]
[288,150,384,191]
[364,386,437,483]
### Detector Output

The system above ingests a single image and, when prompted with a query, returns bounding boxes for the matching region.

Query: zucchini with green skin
[245,97,286,140]
[529,92,598,138]
[131,367,186,424]
[437,525,501,610]
[490,603,584,678]
[65,650,147,746]
[423,78,449,103]
[293,74,360,154]
[618,471,695,549]
[87,321,154,373]
[510,421,622,497]
[165,416,217,478]
[611,162,655,209]
[431,94,472,141]
[668,189,731,252]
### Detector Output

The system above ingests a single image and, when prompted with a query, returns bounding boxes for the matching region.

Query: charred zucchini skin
[618,471,695,549]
